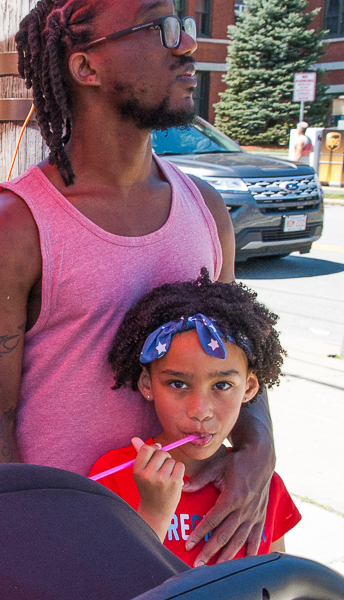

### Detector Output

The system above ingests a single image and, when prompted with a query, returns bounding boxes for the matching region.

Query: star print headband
[140,313,234,363]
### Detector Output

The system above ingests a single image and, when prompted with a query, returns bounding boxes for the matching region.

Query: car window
[151,119,242,155]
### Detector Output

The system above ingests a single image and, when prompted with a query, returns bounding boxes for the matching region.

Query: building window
[195,0,211,37]
[175,0,186,19]
[193,71,210,120]
[234,0,245,23]
[324,0,344,37]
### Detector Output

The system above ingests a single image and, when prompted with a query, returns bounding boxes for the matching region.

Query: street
[236,203,344,573]
[236,204,344,348]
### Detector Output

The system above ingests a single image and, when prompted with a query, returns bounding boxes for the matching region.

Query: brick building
[180,0,344,124]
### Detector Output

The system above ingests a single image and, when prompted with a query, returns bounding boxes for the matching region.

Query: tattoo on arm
[0,324,25,357]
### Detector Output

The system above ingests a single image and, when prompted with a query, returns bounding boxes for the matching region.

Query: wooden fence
[0,0,47,182]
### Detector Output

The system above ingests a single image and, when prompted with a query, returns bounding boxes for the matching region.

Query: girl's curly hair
[109,268,286,401]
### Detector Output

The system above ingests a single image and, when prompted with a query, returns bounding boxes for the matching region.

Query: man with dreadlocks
[0,0,275,566]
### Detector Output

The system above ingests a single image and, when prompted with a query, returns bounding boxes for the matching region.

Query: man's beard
[118,95,196,130]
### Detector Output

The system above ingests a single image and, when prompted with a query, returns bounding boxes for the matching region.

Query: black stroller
[0,464,343,600]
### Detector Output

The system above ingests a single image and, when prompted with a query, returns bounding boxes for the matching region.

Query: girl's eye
[170,381,187,389]
[214,382,232,391]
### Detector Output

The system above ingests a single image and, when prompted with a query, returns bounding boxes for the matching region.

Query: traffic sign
[293,72,316,102]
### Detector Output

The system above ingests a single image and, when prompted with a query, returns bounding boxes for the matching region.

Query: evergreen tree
[214,0,331,146]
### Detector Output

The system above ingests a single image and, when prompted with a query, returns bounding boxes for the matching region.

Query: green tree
[214,0,331,146]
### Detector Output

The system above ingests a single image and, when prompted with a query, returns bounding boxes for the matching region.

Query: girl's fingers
[132,438,161,454]
[131,437,145,452]
[133,443,172,472]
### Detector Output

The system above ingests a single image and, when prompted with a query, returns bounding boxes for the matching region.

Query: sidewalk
[268,334,344,575]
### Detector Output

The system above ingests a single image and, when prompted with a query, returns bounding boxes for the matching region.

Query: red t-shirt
[89,440,301,567]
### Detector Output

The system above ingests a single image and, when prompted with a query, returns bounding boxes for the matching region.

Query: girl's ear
[243,372,260,403]
[138,367,154,402]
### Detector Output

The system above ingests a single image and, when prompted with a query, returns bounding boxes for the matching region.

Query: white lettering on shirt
[167,513,207,542]
[180,513,190,540]
[168,514,180,541]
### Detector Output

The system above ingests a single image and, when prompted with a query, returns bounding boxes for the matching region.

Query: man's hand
[183,447,271,566]
[132,437,185,542]
[183,390,275,566]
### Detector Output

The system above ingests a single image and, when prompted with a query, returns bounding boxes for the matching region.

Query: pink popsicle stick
[89,434,198,481]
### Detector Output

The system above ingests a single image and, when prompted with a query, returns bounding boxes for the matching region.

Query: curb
[324,197,344,206]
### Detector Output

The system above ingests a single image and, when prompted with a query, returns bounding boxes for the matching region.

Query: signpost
[293,72,317,121]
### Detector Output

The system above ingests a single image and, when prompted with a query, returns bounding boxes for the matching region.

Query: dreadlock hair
[15,0,97,186]
[109,268,286,401]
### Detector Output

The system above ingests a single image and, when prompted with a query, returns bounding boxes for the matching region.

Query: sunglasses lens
[163,16,181,48]
[183,17,197,42]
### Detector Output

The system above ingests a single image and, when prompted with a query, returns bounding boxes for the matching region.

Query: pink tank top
[2,156,222,475]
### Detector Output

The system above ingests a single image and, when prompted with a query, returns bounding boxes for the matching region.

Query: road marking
[313,243,344,253]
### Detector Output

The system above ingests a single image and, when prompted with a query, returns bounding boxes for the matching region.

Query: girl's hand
[131,437,185,542]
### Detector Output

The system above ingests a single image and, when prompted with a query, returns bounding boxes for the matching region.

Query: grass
[243,146,288,154]
[324,192,344,200]
[294,494,344,518]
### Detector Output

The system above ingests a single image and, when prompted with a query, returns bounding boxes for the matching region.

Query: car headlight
[313,173,324,199]
[202,177,248,192]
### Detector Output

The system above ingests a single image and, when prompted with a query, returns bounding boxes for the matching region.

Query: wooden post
[0,0,48,182]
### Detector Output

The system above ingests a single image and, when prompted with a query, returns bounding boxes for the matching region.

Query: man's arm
[294,137,306,162]
[0,190,41,462]
[189,176,235,283]
[184,177,275,565]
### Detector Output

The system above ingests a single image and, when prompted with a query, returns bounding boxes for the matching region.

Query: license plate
[283,214,307,232]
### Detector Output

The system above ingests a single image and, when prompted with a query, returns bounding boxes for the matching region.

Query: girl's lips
[189,434,213,447]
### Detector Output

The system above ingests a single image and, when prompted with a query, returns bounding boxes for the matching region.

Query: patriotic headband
[140,313,234,363]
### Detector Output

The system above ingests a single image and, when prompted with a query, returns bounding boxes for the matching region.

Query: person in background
[294,122,314,164]
[90,270,301,566]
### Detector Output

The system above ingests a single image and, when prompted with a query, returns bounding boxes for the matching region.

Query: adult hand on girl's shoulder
[182,391,275,566]
[183,449,271,566]
[132,438,185,543]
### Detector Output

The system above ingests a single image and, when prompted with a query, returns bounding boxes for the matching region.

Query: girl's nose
[186,393,213,422]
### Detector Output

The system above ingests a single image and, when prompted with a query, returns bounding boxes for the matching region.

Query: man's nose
[172,29,197,56]
[186,393,213,422]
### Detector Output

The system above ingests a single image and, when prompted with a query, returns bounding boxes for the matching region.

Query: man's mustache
[170,57,196,71]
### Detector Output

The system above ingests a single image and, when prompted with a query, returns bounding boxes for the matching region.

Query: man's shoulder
[0,185,41,281]
[188,174,235,282]
[0,168,42,220]
[187,174,228,218]
[0,186,36,229]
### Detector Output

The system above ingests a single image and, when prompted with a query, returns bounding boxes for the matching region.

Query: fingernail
[185,541,196,551]
[194,561,205,568]
[154,443,162,449]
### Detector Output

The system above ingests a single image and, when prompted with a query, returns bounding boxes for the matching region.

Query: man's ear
[243,372,260,403]
[68,52,101,87]
[138,367,154,401]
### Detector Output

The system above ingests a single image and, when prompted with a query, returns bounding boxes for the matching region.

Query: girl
[89,268,301,567]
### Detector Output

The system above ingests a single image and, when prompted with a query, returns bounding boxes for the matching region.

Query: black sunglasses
[83,15,197,50]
